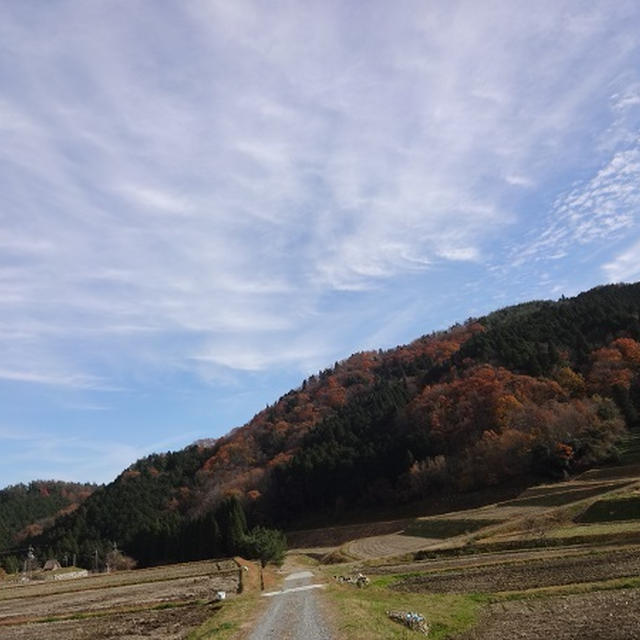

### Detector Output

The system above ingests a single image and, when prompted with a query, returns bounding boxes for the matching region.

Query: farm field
[2,444,640,639]
[391,547,640,593]
[316,444,640,639]
[455,588,640,640]
[0,559,243,640]
[325,544,640,639]
[343,533,435,560]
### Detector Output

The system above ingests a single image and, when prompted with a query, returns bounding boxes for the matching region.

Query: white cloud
[117,184,194,215]
[513,145,640,265]
[603,239,640,282]
[0,0,639,382]
[556,149,640,240]
[0,369,103,388]
[505,175,534,188]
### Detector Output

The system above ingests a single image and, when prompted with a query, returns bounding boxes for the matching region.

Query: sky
[1,0,640,488]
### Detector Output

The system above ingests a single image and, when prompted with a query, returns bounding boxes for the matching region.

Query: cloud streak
[0,0,639,381]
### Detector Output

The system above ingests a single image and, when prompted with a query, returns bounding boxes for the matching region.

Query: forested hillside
[17,283,640,568]
[0,481,95,570]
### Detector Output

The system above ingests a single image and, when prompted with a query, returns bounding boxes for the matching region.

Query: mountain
[17,282,640,567]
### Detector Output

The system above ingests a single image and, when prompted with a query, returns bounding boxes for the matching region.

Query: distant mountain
[20,282,640,567]
[0,481,96,555]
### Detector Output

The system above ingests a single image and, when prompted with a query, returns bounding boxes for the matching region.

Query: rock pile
[387,610,430,634]
[333,572,370,588]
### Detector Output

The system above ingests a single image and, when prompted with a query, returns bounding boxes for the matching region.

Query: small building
[43,559,61,571]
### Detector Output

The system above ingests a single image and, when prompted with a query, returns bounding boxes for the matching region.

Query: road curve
[247,570,334,640]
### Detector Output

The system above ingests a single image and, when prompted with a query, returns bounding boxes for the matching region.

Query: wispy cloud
[0,423,203,486]
[0,0,639,384]
[515,146,640,265]
[0,369,105,388]
[603,238,640,282]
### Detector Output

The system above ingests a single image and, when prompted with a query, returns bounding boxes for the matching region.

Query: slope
[24,282,640,566]
[0,481,95,570]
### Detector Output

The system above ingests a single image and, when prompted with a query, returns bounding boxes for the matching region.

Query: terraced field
[0,559,243,640]
[392,547,640,593]
[457,588,640,640]
[318,437,640,639]
[343,533,434,560]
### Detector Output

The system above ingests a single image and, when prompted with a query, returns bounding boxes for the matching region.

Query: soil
[368,545,625,576]
[344,533,435,560]
[0,561,243,640]
[0,574,237,623]
[456,588,640,640]
[0,602,216,640]
[286,520,412,548]
[392,548,640,594]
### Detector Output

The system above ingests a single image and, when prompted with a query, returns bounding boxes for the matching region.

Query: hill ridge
[6,281,640,569]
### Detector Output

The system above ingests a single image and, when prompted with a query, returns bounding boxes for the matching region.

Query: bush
[243,526,286,567]
[105,549,137,571]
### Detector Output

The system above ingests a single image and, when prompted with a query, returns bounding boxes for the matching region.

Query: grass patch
[492,575,640,601]
[405,519,500,539]
[619,431,640,465]
[519,483,596,498]
[548,521,640,538]
[579,464,640,480]
[576,496,640,523]
[325,581,487,640]
[187,592,265,640]
[499,485,620,508]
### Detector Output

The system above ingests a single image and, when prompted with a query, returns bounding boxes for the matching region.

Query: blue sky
[1,1,640,487]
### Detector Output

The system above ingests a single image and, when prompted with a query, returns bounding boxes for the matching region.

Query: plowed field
[0,561,242,639]
[456,588,640,640]
[344,533,434,560]
[392,548,640,594]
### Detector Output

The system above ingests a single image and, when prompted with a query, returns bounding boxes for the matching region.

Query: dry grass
[493,575,640,601]
[187,592,268,640]
[0,558,238,602]
[547,521,640,538]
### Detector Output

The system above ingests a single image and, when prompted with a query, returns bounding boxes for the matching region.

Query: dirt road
[247,570,333,640]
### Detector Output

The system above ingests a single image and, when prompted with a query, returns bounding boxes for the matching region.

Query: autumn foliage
[17,282,640,565]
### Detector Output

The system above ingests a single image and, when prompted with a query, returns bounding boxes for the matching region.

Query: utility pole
[26,545,35,579]
[93,548,99,573]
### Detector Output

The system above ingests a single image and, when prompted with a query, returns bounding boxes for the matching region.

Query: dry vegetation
[3,450,640,639]
[313,450,640,639]
[0,559,245,640]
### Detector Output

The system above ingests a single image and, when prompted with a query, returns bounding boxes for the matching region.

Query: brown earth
[343,533,435,560]
[0,559,238,601]
[0,601,217,640]
[0,559,249,640]
[456,588,640,640]
[287,519,411,548]
[392,548,640,594]
[0,574,238,623]
[367,544,632,576]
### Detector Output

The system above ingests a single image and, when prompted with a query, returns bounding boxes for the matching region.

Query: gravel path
[247,570,333,640]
